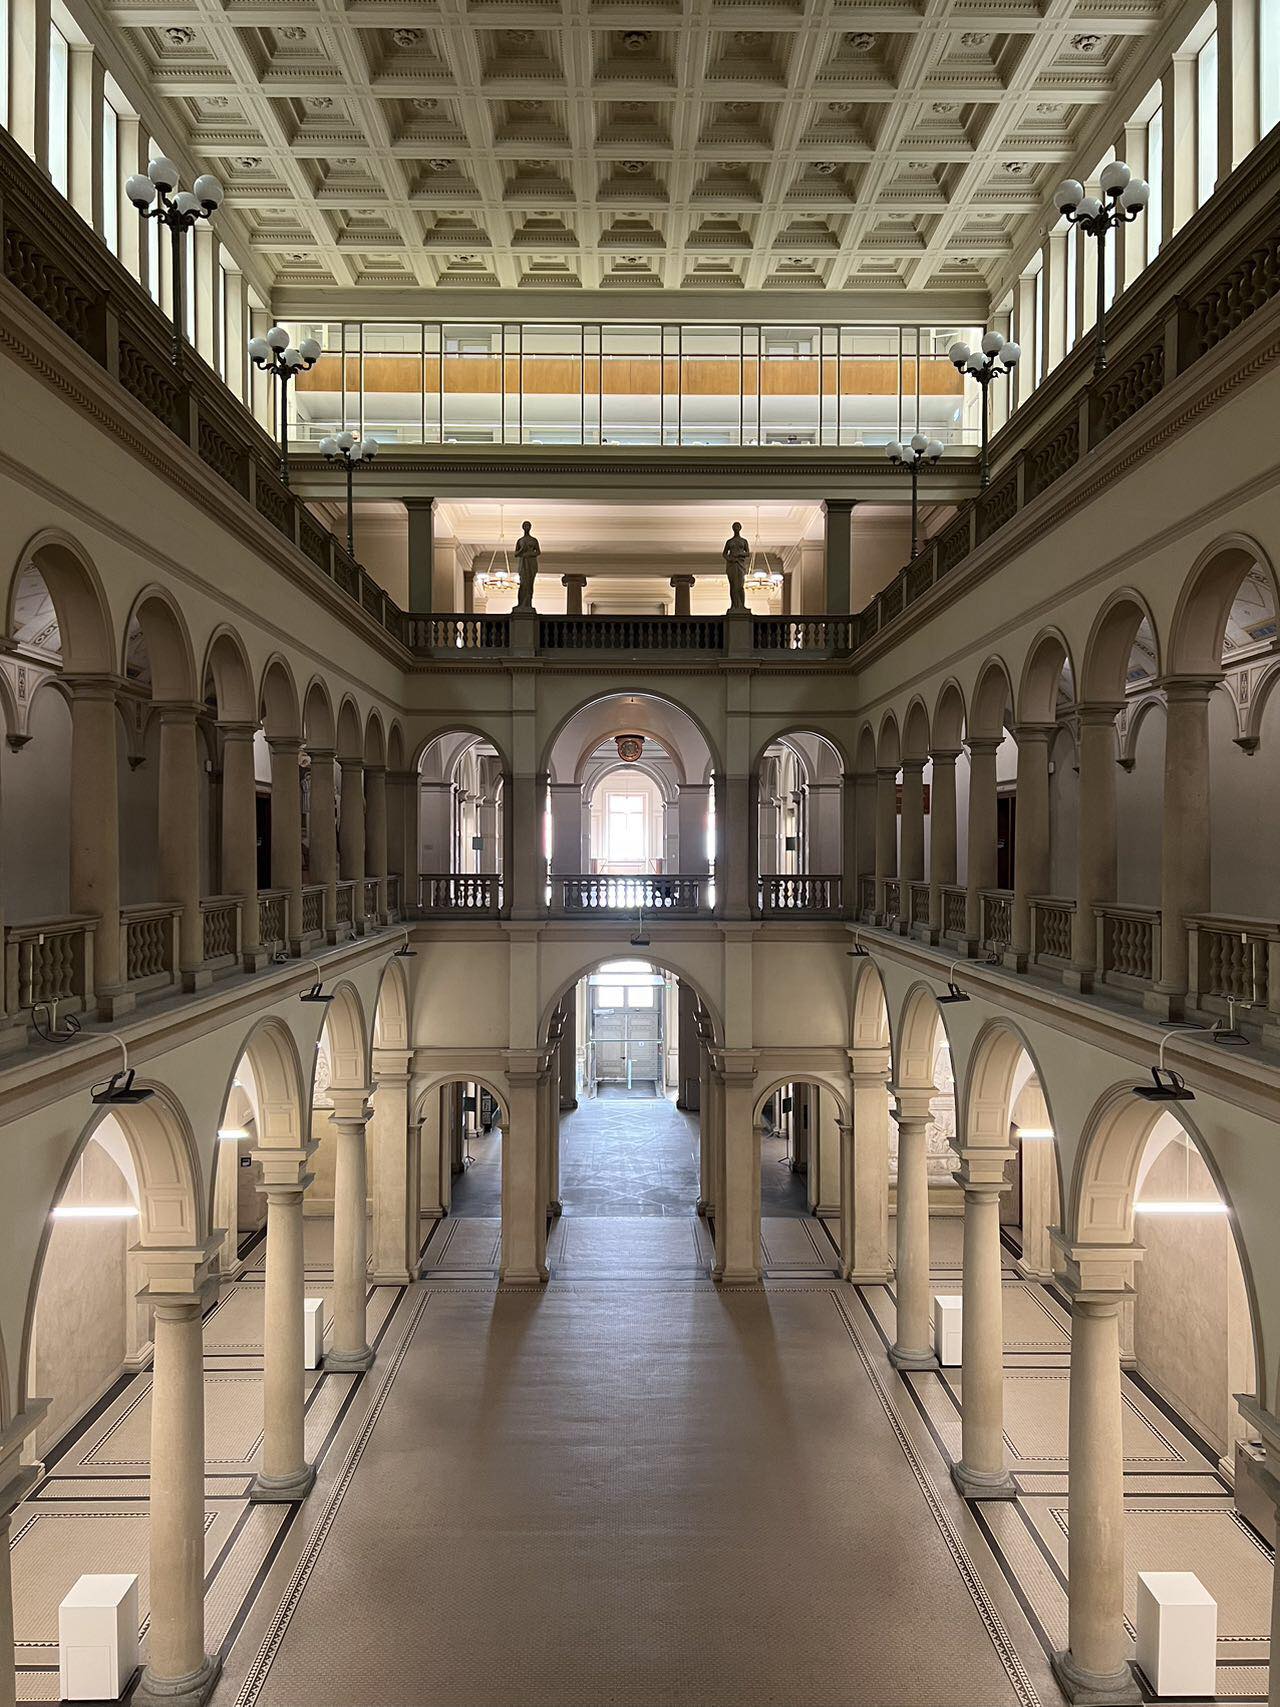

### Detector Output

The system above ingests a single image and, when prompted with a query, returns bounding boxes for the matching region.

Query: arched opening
[416,730,506,913]
[754,730,843,914]
[755,1076,844,1275]
[416,1075,508,1276]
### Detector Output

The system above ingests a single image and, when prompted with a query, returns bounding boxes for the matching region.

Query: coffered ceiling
[86,0,1173,306]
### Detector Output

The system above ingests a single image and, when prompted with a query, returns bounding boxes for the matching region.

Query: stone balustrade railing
[979,889,1014,954]
[405,615,510,653]
[363,878,382,922]
[3,914,97,1018]
[752,617,852,654]
[540,616,725,653]
[847,129,1280,658]
[940,885,968,944]
[418,874,503,915]
[385,874,401,921]
[857,875,876,917]
[1030,896,1075,969]
[334,882,355,932]
[258,890,289,953]
[200,896,242,972]
[121,903,181,994]
[881,878,902,926]
[1187,914,1280,1027]
[908,882,931,933]
[300,885,326,944]
[1097,903,1161,991]
[560,874,705,913]
[758,875,842,915]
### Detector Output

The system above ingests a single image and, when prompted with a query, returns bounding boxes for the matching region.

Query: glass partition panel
[362,322,423,444]
[442,323,502,442]
[291,320,347,443]
[600,323,661,445]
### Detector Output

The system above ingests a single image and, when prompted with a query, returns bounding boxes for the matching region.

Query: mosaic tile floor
[12,1099,1272,1706]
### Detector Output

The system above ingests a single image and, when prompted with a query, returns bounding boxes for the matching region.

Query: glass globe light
[1076,194,1102,220]
[1000,341,1021,367]
[909,432,928,452]
[125,174,155,207]
[965,350,985,373]
[926,439,943,459]
[359,438,379,459]
[1099,159,1131,195]
[336,429,356,451]
[173,190,201,216]
[265,326,290,351]
[1053,178,1084,211]
[148,157,179,192]
[247,335,270,361]
[1120,178,1150,210]
[319,436,339,457]
[886,440,903,461]
[948,341,971,368]
[282,346,304,370]
[193,173,224,208]
[980,330,1005,355]
[298,337,322,363]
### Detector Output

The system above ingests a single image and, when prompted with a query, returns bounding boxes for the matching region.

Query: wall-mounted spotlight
[937,961,970,1003]
[1132,1033,1205,1102]
[91,1037,154,1105]
[847,929,868,958]
[630,907,651,949]
[32,999,81,1044]
[393,930,417,959]
[299,960,334,1003]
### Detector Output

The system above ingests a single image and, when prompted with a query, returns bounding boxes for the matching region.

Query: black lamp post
[125,157,223,368]
[248,328,321,487]
[1053,162,1150,376]
[320,430,380,557]
[948,332,1020,488]
[886,434,942,561]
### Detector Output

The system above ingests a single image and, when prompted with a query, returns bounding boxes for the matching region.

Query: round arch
[1017,627,1076,725]
[876,711,901,771]
[894,981,955,1091]
[1168,533,1279,678]
[302,677,336,749]
[932,679,966,750]
[372,953,410,1052]
[1066,1082,1265,1407]
[968,655,1014,740]
[752,1072,849,1126]
[335,696,363,763]
[413,723,513,778]
[749,723,850,775]
[202,626,256,724]
[537,950,723,1051]
[901,698,931,766]
[259,655,302,740]
[1081,589,1161,702]
[364,709,387,768]
[21,1084,204,1412]
[540,687,723,781]
[958,1020,1063,1195]
[219,1017,308,1157]
[850,956,891,1051]
[123,586,198,703]
[320,981,371,1093]
[413,1072,510,1131]
[9,528,114,674]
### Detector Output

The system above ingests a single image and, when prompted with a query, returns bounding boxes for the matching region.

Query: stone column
[853,771,876,915]
[1009,723,1054,970]
[899,760,926,899]
[676,981,700,1111]
[716,1057,761,1282]
[251,1150,316,1501]
[677,783,712,876]
[840,772,859,919]
[1069,704,1122,990]
[951,1150,1017,1500]
[561,574,587,616]
[405,497,437,611]
[365,764,388,923]
[385,770,411,907]
[155,703,208,989]
[367,1064,417,1284]
[874,766,899,921]
[267,736,304,956]
[1051,1241,1142,1706]
[715,775,751,918]
[501,1062,548,1283]
[1149,676,1217,1018]
[559,997,578,1110]
[219,722,262,968]
[548,782,584,882]
[307,747,339,941]
[0,1408,48,1707]
[841,1055,891,1282]
[327,1097,374,1371]
[670,574,695,617]
[1233,1400,1280,1707]
[964,736,1001,950]
[339,757,367,933]
[822,498,855,612]
[697,1044,716,1216]
[927,748,959,942]
[507,771,547,920]
[67,676,126,1011]
[812,1090,841,1217]
[135,1240,223,1707]
[889,1097,938,1369]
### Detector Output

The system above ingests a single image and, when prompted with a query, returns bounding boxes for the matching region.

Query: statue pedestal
[509,611,539,655]
[725,609,754,656]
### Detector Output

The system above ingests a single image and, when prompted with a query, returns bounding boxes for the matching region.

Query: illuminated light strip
[1016,1128,1054,1139]
[218,1126,251,1141]
[1134,1201,1228,1214]
[52,1205,139,1219]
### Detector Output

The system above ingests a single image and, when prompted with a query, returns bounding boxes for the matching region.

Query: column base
[1143,985,1187,1021]
[548,1199,563,1217]
[249,1462,316,1503]
[324,1344,375,1373]
[842,1265,893,1284]
[1050,1650,1140,1706]
[888,1343,940,1371]
[813,1202,839,1218]
[498,1266,549,1285]
[181,967,214,993]
[560,1098,579,1113]
[950,1460,1016,1501]
[1001,948,1030,973]
[715,1267,762,1284]
[96,986,137,1022]
[134,1653,222,1707]
[695,1198,709,1216]
[241,947,270,973]
[369,1268,414,1285]
[1062,965,1096,993]
[1014,1256,1054,1283]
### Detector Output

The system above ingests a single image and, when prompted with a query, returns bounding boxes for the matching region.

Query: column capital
[1050,1230,1144,1299]
[964,735,1003,757]
[821,497,856,517]
[252,1144,317,1194]
[0,1405,51,1517]
[403,496,438,514]
[61,671,124,701]
[1158,672,1223,703]
[155,700,207,725]
[329,1087,374,1124]
[364,763,387,779]
[1012,721,1057,746]
[266,733,303,756]
[1074,699,1126,726]
[875,765,900,781]
[338,754,365,772]
[900,758,926,777]
[132,1234,225,1305]
[668,574,696,589]
[928,746,962,764]
[889,1086,935,1121]
[953,1147,1017,1191]
[217,719,260,743]
[308,745,336,763]
[560,573,587,588]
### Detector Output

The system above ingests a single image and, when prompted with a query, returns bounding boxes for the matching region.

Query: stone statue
[722,521,750,612]
[514,520,540,611]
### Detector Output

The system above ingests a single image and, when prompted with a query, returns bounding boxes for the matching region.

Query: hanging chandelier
[475,507,519,599]
[744,506,783,596]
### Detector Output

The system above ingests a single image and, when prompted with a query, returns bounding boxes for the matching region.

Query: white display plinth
[934,1294,963,1366]
[58,1572,139,1701]
[303,1296,325,1369]
[1136,1571,1217,1697]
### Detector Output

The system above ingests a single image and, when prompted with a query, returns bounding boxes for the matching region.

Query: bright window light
[52,1205,139,1219]
[1197,31,1219,206]
[217,1126,250,1141]
[1016,1128,1055,1139]
[48,24,69,197]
